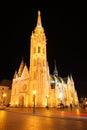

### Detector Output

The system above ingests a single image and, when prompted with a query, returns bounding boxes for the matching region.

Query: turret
[53,60,58,76]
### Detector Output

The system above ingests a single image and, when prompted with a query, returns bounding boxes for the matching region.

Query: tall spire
[18,59,25,77]
[36,10,42,27]
[53,60,58,76]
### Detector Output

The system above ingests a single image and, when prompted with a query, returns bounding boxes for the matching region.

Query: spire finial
[37,10,42,27]
[38,10,40,15]
[53,60,58,76]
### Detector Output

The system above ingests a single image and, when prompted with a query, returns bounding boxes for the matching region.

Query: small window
[51,83,55,89]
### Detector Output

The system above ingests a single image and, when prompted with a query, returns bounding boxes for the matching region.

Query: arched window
[38,46,40,53]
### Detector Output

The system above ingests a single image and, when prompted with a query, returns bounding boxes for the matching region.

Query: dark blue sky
[0,3,87,97]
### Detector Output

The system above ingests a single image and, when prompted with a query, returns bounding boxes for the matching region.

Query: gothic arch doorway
[19,95,24,107]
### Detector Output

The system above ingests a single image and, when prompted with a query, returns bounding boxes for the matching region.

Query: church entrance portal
[19,95,24,107]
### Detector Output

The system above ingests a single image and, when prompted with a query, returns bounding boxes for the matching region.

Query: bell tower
[30,10,47,70]
[29,11,50,107]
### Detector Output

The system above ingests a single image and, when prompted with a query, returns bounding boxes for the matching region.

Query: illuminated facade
[10,11,79,107]
[0,85,11,106]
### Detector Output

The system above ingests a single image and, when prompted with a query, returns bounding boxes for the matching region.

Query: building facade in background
[10,11,79,108]
[0,80,11,106]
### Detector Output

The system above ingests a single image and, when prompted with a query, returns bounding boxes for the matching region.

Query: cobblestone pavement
[0,107,87,130]
[5,107,87,119]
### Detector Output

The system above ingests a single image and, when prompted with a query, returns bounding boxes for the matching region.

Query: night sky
[0,3,87,98]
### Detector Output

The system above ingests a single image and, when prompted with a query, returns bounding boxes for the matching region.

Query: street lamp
[33,90,36,113]
[46,95,49,108]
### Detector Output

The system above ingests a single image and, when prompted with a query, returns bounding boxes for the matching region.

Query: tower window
[38,46,40,53]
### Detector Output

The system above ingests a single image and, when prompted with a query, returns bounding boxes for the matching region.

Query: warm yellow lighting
[3,93,6,97]
[10,10,79,108]
[46,95,49,98]
[61,111,64,115]
[15,102,18,105]
[33,90,36,95]
[46,94,49,108]
[76,109,80,115]
[59,93,62,99]
[33,90,36,113]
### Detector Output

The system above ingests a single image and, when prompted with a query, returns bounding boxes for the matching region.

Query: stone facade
[10,11,79,108]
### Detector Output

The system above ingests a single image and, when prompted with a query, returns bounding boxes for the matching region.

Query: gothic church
[10,11,79,108]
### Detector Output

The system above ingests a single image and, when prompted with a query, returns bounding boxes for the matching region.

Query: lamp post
[33,90,36,113]
[46,95,49,108]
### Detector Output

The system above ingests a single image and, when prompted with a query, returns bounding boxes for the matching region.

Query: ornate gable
[21,64,29,79]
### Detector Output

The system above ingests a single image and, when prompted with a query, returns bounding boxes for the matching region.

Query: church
[10,11,79,108]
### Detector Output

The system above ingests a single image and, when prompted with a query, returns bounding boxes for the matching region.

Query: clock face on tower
[23,84,27,90]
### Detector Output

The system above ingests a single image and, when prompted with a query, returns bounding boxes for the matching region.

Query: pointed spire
[36,10,42,27]
[18,58,25,77]
[53,60,58,76]
[13,71,18,79]
[67,75,72,85]
[70,74,73,81]
[70,74,74,85]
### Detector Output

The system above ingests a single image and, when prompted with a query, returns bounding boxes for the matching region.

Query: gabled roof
[50,74,62,83]
[56,76,63,83]
[50,75,55,82]
[21,64,29,78]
